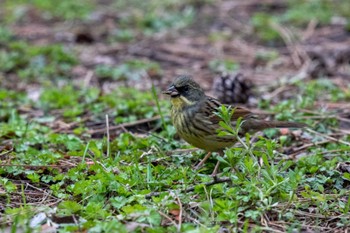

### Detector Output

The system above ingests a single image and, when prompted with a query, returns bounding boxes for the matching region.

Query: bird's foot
[194,152,212,170]
[210,161,220,177]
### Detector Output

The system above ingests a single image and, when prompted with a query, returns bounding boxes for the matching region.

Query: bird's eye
[177,85,189,92]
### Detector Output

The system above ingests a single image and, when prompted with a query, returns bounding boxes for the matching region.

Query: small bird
[163,75,306,171]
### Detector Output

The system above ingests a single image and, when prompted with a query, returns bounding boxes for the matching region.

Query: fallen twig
[288,140,331,159]
[306,128,350,146]
[145,176,232,199]
[176,196,183,232]
[89,115,162,135]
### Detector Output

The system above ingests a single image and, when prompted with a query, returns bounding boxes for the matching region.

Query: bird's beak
[162,85,179,97]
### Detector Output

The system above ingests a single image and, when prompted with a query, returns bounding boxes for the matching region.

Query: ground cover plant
[1,0,350,232]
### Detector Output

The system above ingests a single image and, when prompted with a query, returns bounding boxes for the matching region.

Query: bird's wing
[198,96,252,125]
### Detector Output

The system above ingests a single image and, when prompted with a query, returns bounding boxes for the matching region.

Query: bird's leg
[211,161,220,177]
[211,151,224,176]
[195,152,212,170]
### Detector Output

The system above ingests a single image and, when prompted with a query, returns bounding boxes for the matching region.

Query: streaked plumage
[163,75,306,152]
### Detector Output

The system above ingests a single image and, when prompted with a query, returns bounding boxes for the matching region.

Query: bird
[163,75,306,172]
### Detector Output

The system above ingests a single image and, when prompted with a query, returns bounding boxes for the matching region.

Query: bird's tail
[242,120,307,133]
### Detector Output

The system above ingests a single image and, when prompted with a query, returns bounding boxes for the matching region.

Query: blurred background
[1,0,349,95]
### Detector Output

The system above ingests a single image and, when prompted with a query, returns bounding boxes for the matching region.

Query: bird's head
[163,75,205,107]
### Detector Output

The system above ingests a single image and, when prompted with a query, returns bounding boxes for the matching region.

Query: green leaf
[343,172,350,181]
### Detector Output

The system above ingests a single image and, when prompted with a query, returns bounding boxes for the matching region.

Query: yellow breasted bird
[163,75,306,170]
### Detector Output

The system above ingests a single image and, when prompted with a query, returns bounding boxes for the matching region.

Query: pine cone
[212,72,253,104]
